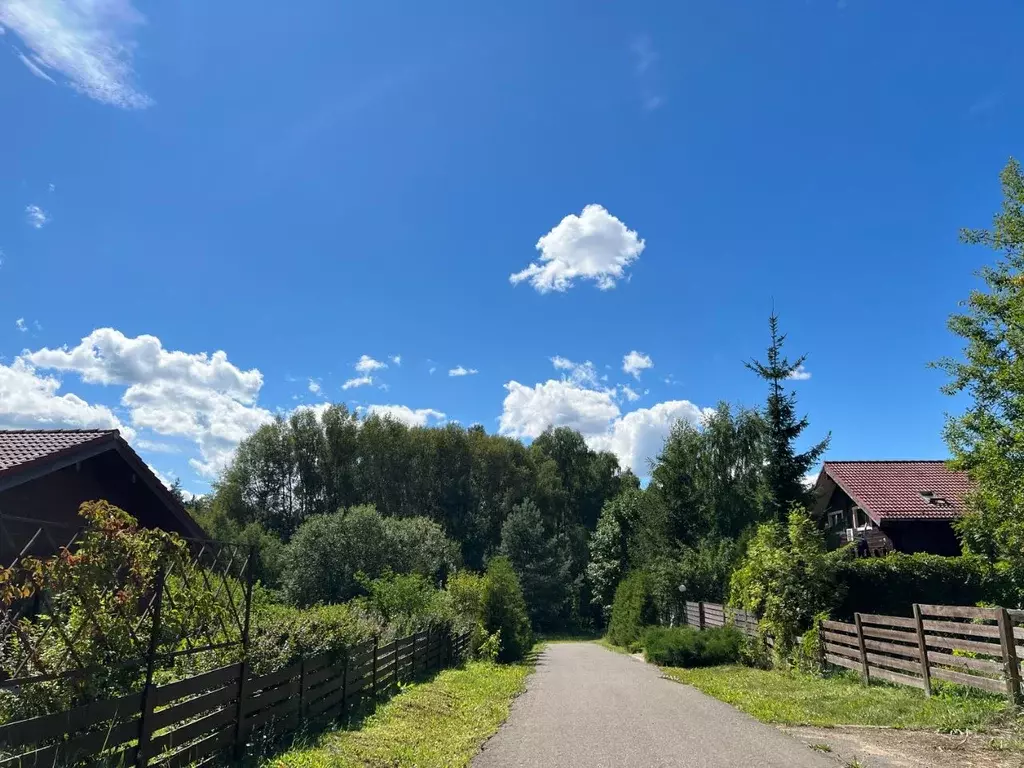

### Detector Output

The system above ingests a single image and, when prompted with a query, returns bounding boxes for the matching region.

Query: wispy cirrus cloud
[25,204,48,228]
[0,0,152,109]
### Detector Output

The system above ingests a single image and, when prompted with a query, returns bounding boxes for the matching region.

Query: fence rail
[680,600,757,636]
[819,604,1023,701]
[0,628,471,767]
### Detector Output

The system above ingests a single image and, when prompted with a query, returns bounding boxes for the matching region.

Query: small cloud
[355,355,387,373]
[622,350,653,380]
[342,375,374,390]
[631,35,665,111]
[429,366,437,375]
[511,205,645,293]
[620,385,641,402]
[308,378,321,394]
[968,90,1002,119]
[551,356,599,387]
[15,318,26,332]
[48,182,55,193]
[787,364,812,381]
[390,355,402,366]
[25,205,48,229]
[136,439,179,454]
[33,320,42,332]
[449,366,478,377]
[17,52,55,83]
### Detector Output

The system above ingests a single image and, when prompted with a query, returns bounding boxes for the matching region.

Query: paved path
[473,643,834,768]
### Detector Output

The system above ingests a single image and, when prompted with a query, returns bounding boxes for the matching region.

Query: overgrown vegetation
[271,660,532,768]
[606,571,656,650]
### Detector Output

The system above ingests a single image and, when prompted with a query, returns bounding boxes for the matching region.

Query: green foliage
[357,571,453,636]
[587,488,664,619]
[832,553,1015,619]
[499,500,570,630]
[729,508,835,660]
[607,570,656,649]
[192,503,285,589]
[0,501,233,719]
[934,158,1024,591]
[477,630,501,662]
[480,556,533,662]
[745,315,829,521]
[649,403,766,546]
[281,505,460,606]
[446,571,485,636]
[248,599,381,675]
[642,625,743,667]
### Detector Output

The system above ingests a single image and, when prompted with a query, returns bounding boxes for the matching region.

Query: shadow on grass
[239,659,470,766]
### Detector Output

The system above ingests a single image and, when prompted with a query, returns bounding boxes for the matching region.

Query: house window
[853,507,866,528]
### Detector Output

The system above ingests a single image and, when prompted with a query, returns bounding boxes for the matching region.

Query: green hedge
[607,571,657,650]
[642,625,743,667]
[832,554,1017,619]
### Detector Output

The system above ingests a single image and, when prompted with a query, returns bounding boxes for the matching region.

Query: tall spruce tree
[746,313,829,520]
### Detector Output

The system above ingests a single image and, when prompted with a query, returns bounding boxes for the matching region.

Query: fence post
[912,604,932,697]
[410,630,417,680]
[698,602,705,630]
[997,607,1021,704]
[298,656,307,719]
[371,635,379,705]
[136,560,166,768]
[233,545,256,761]
[340,650,349,721]
[854,613,870,685]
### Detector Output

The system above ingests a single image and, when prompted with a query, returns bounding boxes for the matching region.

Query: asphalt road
[472,643,835,768]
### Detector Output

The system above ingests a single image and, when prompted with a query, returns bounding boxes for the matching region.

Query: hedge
[643,626,742,667]
[607,571,657,650]
[832,553,1017,619]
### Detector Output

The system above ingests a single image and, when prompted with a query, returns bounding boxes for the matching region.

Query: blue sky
[0,1,1020,494]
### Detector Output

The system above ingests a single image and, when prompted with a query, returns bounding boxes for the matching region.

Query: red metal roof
[0,429,118,475]
[822,460,971,522]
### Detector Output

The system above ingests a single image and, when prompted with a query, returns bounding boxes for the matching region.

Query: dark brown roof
[0,429,204,539]
[0,429,118,475]
[820,460,971,523]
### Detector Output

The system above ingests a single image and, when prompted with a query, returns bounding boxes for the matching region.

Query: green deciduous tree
[934,158,1024,589]
[746,316,829,521]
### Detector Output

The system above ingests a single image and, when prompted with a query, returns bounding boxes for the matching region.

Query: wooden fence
[0,628,471,767]
[681,601,758,636]
[821,605,1023,701]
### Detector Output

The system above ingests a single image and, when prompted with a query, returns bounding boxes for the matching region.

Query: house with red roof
[0,429,205,560]
[812,460,970,556]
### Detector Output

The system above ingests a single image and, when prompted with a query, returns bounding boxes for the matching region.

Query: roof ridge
[0,428,119,435]
[823,459,951,464]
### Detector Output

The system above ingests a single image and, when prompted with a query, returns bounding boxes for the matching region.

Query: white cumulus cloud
[622,350,653,380]
[366,405,446,427]
[24,328,271,479]
[0,0,152,108]
[499,375,711,473]
[510,204,645,292]
[15,318,26,332]
[342,375,373,390]
[449,366,478,377]
[355,355,387,373]
[551,356,599,387]
[308,378,321,394]
[0,357,133,437]
[620,385,640,402]
[787,364,812,381]
[25,204,48,228]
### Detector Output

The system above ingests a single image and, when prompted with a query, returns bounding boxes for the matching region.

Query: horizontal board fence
[820,604,1023,702]
[0,628,471,767]
[680,601,758,636]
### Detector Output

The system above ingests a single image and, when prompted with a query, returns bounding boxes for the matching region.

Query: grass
[660,664,1008,732]
[267,660,532,767]
[593,636,634,655]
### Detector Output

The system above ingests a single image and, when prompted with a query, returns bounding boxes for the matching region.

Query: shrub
[642,626,742,667]
[480,556,533,662]
[729,508,835,661]
[832,554,1016,619]
[607,571,657,650]
[247,599,380,675]
[356,571,453,636]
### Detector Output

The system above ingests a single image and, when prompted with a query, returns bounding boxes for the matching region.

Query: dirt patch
[782,725,1024,768]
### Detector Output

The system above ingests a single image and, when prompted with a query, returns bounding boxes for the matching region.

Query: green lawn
[268,660,531,767]
[660,664,1008,731]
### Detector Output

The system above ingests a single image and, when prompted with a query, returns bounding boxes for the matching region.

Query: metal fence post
[912,604,932,697]
[854,613,870,685]
[233,545,256,761]
[997,607,1021,704]
[136,560,166,768]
